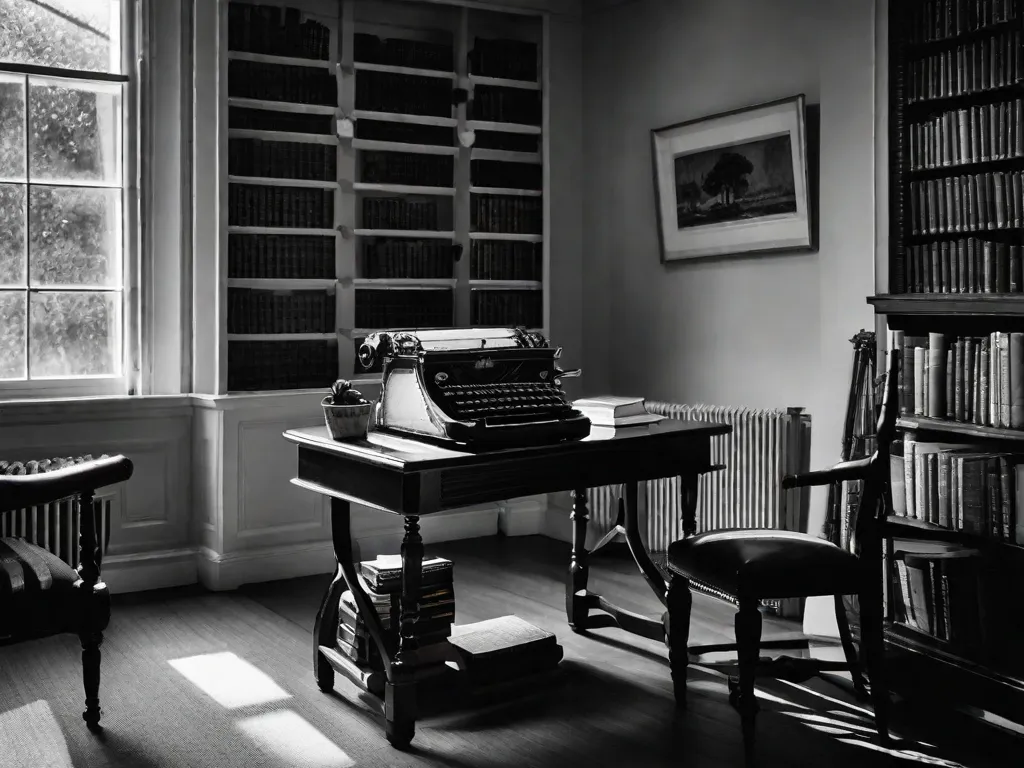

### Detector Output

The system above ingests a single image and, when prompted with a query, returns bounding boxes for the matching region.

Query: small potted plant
[322,379,373,440]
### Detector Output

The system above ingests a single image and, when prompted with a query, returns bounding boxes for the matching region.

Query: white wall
[580,0,879,634]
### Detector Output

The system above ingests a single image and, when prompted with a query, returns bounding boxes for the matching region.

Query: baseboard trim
[497,495,547,536]
[103,547,199,594]
[197,540,338,591]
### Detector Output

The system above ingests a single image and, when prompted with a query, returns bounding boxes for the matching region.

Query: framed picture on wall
[651,94,813,262]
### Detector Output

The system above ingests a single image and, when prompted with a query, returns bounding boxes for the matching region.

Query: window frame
[0,0,140,399]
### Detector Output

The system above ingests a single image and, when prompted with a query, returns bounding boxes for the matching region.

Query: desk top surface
[284,418,731,473]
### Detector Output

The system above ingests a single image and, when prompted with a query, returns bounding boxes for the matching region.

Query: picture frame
[651,94,813,262]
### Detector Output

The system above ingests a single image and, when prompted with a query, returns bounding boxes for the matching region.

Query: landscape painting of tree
[672,134,796,230]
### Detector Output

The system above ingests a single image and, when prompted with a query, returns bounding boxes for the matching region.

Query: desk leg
[313,499,355,693]
[385,515,422,750]
[566,489,593,631]
[623,480,667,606]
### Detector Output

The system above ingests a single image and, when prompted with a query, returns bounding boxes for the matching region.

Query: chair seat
[0,537,80,641]
[666,529,861,600]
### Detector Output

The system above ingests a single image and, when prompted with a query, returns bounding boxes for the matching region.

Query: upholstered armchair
[0,454,133,731]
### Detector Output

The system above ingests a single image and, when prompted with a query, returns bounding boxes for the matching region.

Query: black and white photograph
[0,1,1017,768]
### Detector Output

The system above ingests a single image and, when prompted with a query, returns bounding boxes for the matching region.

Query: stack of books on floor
[448,615,563,686]
[336,554,455,670]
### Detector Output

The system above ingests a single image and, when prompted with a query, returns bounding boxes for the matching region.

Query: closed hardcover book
[573,396,663,427]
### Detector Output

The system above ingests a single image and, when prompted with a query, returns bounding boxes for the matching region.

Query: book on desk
[573,395,664,428]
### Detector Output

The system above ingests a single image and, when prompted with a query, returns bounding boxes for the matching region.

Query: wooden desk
[283,418,730,748]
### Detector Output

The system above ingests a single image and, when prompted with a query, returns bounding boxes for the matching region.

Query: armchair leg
[734,599,762,764]
[80,630,103,732]
[666,575,692,708]
[834,594,868,701]
[859,583,891,744]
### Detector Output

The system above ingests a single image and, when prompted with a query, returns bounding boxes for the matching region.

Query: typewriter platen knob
[553,367,582,380]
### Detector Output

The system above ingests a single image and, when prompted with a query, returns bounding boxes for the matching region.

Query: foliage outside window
[0,0,128,386]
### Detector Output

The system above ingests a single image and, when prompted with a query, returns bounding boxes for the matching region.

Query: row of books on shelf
[228,3,330,61]
[229,185,334,230]
[908,98,1023,170]
[355,71,453,119]
[228,339,337,391]
[908,30,1022,103]
[354,32,452,73]
[229,139,336,181]
[335,555,455,671]
[893,440,1024,543]
[470,290,542,328]
[469,85,542,126]
[362,197,441,231]
[908,0,1018,46]
[230,105,332,135]
[890,548,993,659]
[355,289,453,329]
[471,194,542,234]
[356,119,452,147]
[229,234,336,280]
[471,159,542,190]
[902,238,1023,293]
[228,60,337,107]
[361,239,455,279]
[473,130,539,154]
[908,171,1024,236]
[227,288,336,335]
[470,241,543,281]
[468,38,538,82]
[896,331,1024,428]
[360,152,453,188]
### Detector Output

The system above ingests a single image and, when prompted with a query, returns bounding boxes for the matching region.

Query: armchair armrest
[0,455,134,514]
[781,456,871,489]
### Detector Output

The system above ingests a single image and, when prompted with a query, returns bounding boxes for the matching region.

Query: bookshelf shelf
[229,175,339,189]
[469,186,542,197]
[470,148,541,164]
[352,183,456,196]
[228,97,337,115]
[879,0,1024,726]
[222,0,546,387]
[229,128,339,145]
[466,119,541,135]
[353,61,456,80]
[351,139,458,156]
[469,232,543,242]
[352,109,457,127]
[228,333,337,341]
[228,50,334,69]
[468,74,540,90]
[353,228,454,239]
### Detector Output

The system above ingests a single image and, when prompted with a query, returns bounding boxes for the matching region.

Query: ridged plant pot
[322,398,373,441]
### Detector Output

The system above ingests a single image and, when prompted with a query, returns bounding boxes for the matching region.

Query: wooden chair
[0,454,133,731]
[664,349,898,762]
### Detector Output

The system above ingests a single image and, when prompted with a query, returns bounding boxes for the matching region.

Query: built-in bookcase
[871,0,1024,728]
[222,0,546,391]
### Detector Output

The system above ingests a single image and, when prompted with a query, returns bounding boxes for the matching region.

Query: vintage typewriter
[356,327,591,449]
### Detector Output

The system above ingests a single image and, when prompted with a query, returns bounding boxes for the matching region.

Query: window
[0,0,132,394]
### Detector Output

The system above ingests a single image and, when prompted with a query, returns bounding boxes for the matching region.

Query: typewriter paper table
[283,418,729,749]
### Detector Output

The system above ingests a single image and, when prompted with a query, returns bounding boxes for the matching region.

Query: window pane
[0,291,26,379]
[29,79,121,184]
[0,184,25,286]
[0,75,25,181]
[0,1,120,74]
[29,291,120,377]
[29,185,120,287]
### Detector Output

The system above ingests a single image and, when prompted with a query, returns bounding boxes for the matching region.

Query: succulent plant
[329,379,370,406]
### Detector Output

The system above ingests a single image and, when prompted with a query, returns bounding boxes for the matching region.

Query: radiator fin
[1,495,112,569]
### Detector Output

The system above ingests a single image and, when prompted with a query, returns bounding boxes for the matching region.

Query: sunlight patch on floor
[169,651,291,709]
[237,710,356,768]
[837,737,967,767]
[0,700,73,768]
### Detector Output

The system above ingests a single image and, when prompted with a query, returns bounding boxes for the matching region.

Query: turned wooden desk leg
[385,515,423,750]
[313,499,353,693]
[566,489,590,631]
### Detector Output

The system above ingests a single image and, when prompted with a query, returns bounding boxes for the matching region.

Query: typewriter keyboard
[439,382,572,420]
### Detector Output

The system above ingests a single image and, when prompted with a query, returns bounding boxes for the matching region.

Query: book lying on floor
[572,395,664,427]
[448,615,563,684]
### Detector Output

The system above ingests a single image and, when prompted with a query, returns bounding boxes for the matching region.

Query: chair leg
[80,630,103,732]
[734,599,762,764]
[833,594,869,701]
[859,583,891,744]
[666,575,692,708]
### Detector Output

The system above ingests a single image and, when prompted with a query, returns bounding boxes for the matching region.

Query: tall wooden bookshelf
[870,0,1024,727]
[222,0,546,391]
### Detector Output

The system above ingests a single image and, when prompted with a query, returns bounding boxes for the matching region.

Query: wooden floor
[0,534,1018,768]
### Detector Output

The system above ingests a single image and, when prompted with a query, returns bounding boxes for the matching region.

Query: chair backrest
[838,347,899,559]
